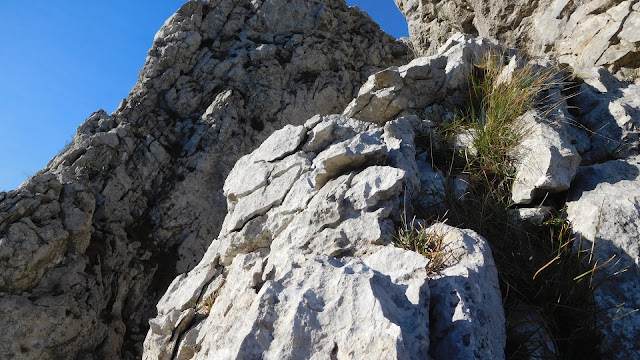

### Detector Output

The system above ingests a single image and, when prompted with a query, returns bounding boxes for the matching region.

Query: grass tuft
[394,216,451,275]
[404,50,604,359]
[438,52,564,182]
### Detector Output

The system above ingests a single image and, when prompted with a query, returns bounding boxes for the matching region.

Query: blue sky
[0,0,408,192]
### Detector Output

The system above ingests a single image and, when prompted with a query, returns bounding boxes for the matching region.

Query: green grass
[402,51,604,359]
[438,52,563,181]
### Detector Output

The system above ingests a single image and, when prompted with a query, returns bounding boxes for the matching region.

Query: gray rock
[343,33,502,124]
[0,0,410,358]
[566,155,640,359]
[143,114,505,359]
[11,0,640,356]
[570,67,640,162]
[451,128,477,156]
[511,110,581,204]
[509,206,554,226]
[428,223,506,360]
[394,0,640,77]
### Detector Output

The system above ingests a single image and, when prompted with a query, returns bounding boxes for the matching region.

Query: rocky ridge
[0,0,408,358]
[143,32,640,359]
[1,0,640,359]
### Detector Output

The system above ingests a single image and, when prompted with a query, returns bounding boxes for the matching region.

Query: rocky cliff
[1,0,640,359]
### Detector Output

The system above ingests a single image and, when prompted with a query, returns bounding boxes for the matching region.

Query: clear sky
[0,0,409,192]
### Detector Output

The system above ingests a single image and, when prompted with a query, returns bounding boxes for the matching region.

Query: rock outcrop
[510,109,582,204]
[343,34,502,124]
[395,0,640,78]
[567,155,640,360]
[0,1,408,358]
[143,113,505,360]
[3,0,640,359]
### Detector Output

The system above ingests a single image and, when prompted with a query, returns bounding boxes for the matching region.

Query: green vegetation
[437,52,561,182]
[83,162,106,179]
[400,51,604,359]
[131,125,148,137]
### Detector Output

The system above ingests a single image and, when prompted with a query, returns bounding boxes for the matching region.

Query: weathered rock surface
[427,223,505,360]
[511,110,581,204]
[394,0,640,76]
[143,114,505,360]
[0,0,409,358]
[566,155,640,360]
[569,67,640,163]
[344,33,501,124]
[3,0,640,358]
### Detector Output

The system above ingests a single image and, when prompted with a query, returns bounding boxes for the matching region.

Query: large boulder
[5,0,640,356]
[569,67,640,163]
[511,110,582,204]
[143,114,506,360]
[0,0,409,358]
[343,33,502,124]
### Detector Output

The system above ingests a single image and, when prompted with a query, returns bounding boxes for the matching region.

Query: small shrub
[437,51,563,183]
[131,125,148,137]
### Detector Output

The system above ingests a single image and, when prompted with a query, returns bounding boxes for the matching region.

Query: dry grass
[394,216,451,275]
[197,293,216,315]
[624,68,639,83]
[413,51,604,359]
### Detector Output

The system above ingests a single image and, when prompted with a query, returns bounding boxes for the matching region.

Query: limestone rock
[566,156,640,360]
[394,0,640,77]
[0,1,410,358]
[511,110,581,204]
[143,114,506,360]
[8,0,640,356]
[427,223,506,360]
[509,206,554,226]
[569,67,640,163]
[343,33,502,124]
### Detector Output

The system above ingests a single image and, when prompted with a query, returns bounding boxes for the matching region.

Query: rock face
[394,0,640,76]
[3,0,640,359]
[566,156,640,360]
[0,1,409,358]
[343,34,501,124]
[143,114,505,360]
[569,67,640,163]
